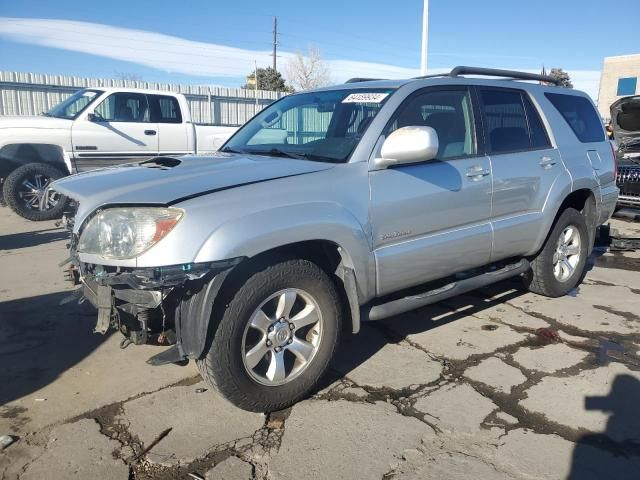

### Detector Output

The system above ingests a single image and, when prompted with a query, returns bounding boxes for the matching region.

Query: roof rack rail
[346,77,384,83]
[414,66,561,85]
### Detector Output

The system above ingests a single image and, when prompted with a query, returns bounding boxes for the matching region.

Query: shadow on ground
[0,228,69,251]
[0,291,109,406]
[569,374,640,479]
[326,277,528,387]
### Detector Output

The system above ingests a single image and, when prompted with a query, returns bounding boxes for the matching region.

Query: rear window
[545,93,604,143]
[148,95,182,123]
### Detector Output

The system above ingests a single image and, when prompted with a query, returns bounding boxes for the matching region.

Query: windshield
[45,89,103,119]
[223,88,394,163]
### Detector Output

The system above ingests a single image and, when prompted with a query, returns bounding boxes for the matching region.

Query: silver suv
[54,67,618,412]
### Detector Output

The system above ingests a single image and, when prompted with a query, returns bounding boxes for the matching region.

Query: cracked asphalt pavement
[1,209,639,479]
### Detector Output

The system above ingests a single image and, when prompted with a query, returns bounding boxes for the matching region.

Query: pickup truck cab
[54,67,618,412]
[0,87,236,220]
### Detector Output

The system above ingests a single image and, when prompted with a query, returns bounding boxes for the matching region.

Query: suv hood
[52,153,335,213]
[611,96,640,156]
[0,115,73,129]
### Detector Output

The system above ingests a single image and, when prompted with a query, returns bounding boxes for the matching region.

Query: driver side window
[94,93,149,123]
[386,89,476,159]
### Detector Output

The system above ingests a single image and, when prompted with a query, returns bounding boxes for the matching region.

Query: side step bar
[365,259,530,322]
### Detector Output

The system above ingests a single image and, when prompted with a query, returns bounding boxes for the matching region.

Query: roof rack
[345,77,384,83]
[414,66,561,85]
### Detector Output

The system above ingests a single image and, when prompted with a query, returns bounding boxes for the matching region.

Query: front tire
[197,258,342,412]
[525,208,589,297]
[3,163,68,221]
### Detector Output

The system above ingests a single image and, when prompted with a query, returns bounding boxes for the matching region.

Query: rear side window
[523,95,551,149]
[545,93,604,143]
[480,89,531,153]
[148,95,183,123]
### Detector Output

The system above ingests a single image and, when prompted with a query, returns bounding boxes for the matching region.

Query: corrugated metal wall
[0,71,286,126]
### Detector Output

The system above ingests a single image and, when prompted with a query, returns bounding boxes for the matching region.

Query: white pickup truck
[0,87,238,220]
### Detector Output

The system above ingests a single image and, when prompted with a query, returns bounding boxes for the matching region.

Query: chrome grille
[617,166,640,197]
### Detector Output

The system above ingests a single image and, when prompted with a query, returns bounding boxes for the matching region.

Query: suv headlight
[78,207,184,259]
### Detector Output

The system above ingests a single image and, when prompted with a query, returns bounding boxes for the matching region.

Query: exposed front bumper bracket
[146,345,186,366]
[95,285,112,334]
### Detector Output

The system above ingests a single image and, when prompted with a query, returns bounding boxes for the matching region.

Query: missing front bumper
[69,257,244,365]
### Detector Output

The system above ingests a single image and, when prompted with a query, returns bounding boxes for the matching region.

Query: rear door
[477,87,562,261]
[71,92,158,172]
[148,94,191,155]
[369,86,493,296]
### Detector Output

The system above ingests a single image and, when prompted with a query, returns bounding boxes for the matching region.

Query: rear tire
[525,208,588,297]
[3,163,68,221]
[196,258,342,412]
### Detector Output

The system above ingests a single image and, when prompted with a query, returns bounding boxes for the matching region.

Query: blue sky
[0,0,637,98]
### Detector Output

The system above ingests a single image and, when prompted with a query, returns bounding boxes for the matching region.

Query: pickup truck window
[148,95,182,123]
[385,88,476,159]
[45,89,102,119]
[94,92,150,123]
[223,89,394,163]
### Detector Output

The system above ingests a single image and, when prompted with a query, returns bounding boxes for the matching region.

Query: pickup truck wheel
[3,163,68,221]
[525,208,588,297]
[196,258,341,412]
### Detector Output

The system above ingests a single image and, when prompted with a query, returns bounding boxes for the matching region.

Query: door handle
[466,166,491,180]
[539,156,556,168]
[144,130,157,136]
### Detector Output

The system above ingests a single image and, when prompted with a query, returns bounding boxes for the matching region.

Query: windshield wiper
[245,148,305,159]
[245,148,340,163]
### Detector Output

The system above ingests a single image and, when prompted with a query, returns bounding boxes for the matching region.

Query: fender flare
[528,172,599,255]
[193,202,375,301]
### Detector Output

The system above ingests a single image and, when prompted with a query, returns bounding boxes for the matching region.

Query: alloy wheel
[17,173,59,211]
[552,225,581,282]
[241,288,323,386]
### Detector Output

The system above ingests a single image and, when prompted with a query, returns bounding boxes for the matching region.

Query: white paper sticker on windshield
[82,91,97,97]
[342,92,389,104]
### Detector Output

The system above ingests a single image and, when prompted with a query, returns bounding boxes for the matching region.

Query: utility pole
[272,16,278,71]
[254,60,259,108]
[420,0,429,75]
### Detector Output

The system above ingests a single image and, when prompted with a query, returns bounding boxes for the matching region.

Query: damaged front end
[61,214,242,365]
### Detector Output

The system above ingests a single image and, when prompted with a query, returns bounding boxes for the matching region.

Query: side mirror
[87,113,98,122]
[375,126,439,169]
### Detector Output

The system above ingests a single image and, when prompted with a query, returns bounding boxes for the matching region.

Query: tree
[243,67,293,93]
[548,68,573,88]
[286,47,331,92]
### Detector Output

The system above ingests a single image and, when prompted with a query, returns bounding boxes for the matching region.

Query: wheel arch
[532,187,598,257]
[178,238,364,363]
[0,143,70,177]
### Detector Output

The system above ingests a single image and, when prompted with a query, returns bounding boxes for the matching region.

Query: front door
[369,87,493,296]
[71,92,158,172]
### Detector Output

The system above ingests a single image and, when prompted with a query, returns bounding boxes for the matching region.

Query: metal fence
[0,71,286,126]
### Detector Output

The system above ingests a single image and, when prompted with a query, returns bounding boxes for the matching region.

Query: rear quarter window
[148,95,183,123]
[545,93,604,143]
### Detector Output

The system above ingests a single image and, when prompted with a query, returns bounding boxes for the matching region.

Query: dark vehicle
[611,96,640,208]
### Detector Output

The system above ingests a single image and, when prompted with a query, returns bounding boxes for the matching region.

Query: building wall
[597,54,640,120]
[0,71,286,126]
